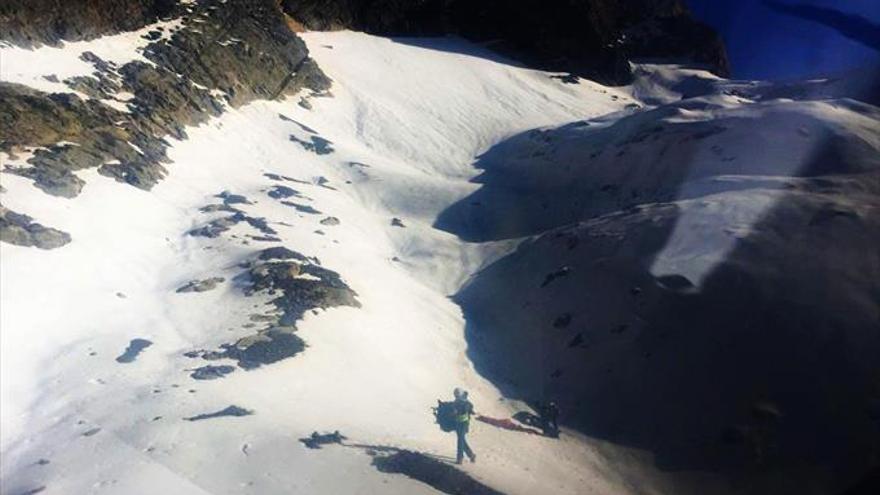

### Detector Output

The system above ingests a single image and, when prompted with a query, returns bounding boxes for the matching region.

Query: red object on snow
[476,415,542,435]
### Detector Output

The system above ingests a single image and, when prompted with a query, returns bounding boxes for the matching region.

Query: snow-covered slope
[0,29,650,495]
[2,15,878,495]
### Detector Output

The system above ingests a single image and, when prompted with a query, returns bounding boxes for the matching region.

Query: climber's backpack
[433,400,457,432]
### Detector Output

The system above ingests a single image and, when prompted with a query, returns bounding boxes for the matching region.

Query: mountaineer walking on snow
[453,388,477,464]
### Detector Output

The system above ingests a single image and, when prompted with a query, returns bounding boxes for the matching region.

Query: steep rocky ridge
[280,0,729,84]
[1,0,328,202]
[0,0,179,47]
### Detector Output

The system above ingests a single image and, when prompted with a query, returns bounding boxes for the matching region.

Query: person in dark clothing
[453,387,476,464]
[539,401,560,437]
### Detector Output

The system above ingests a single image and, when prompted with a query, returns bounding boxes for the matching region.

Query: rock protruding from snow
[185,248,359,373]
[176,277,225,293]
[114,338,153,363]
[0,205,71,249]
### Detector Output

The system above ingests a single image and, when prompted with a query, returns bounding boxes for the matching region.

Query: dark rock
[115,338,153,363]
[0,0,329,199]
[281,201,321,214]
[64,74,121,99]
[245,258,360,324]
[190,364,236,380]
[290,134,335,155]
[192,249,358,370]
[258,246,311,262]
[551,74,580,84]
[249,235,282,242]
[199,204,239,213]
[184,405,252,421]
[268,185,302,199]
[281,0,729,85]
[0,205,71,249]
[188,216,239,238]
[188,211,276,238]
[0,0,179,48]
[320,216,340,226]
[176,277,225,293]
[216,191,251,205]
[390,217,405,227]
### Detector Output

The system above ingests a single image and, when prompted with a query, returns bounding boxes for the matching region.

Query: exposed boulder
[245,255,360,324]
[0,205,71,249]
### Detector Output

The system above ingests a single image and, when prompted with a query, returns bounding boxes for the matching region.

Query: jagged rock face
[0,0,179,47]
[281,0,729,84]
[0,0,329,202]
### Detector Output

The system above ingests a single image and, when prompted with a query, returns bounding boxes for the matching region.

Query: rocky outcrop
[281,0,729,84]
[185,248,359,371]
[0,205,71,249]
[0,0,178,47]
[0,0,329,201]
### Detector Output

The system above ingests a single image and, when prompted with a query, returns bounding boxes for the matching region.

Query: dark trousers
[456,424,475,462]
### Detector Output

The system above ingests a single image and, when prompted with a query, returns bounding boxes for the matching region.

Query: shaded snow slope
[1,30,644,495]
[448,66,880,493]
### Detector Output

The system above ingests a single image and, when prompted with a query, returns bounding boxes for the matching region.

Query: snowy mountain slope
[0,27,653,495]
[2,5,879,495]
